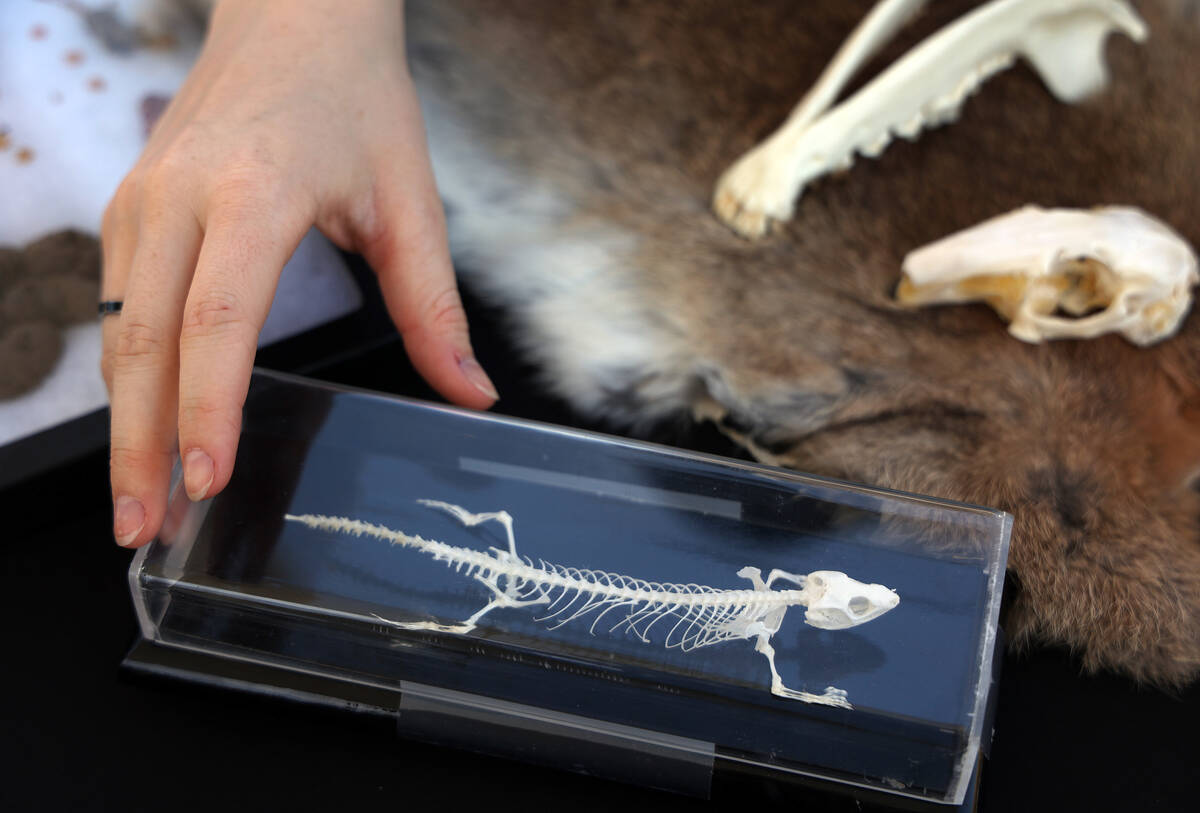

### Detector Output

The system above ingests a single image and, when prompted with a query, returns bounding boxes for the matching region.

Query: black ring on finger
[98,300,124,316]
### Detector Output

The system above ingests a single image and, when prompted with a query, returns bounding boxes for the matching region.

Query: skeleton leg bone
[374,601,497,635]
[764,568,809,590]
[713,0,1147,238]
[751,628,852,709]
[736,565,768,590]
[418,498,519,557]
[375,500,546,633]
[739,565,810,593]
[375,566,550,635]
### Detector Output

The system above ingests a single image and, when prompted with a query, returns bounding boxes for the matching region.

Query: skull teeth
[712,0,1148,238]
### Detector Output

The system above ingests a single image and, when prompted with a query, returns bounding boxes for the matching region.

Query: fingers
[177,195,309,503]
[106,196,203,548]
[365,165,499,411]
[103,167,306,546]
[99,181,141,393]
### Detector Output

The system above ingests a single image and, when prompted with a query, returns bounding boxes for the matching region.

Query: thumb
[364,174,498,410]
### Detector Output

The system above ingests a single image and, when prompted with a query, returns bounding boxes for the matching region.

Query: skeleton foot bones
[713,0,1148,237]
[286,500,900,709]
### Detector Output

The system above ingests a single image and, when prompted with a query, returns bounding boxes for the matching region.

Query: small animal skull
[802,571,900,630]
[896,206,1200,346]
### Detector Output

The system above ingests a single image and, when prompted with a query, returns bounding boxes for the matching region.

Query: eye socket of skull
[1048,257,1120,317]
[848,596,871,615]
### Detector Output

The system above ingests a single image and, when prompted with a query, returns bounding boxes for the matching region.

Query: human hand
[101,0,497,548]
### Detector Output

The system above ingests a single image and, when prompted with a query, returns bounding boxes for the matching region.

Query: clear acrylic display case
[128,370,1011,807]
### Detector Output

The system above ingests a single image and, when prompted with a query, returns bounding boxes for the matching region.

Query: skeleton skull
[896,206,1200,346]
[802,571,900,630]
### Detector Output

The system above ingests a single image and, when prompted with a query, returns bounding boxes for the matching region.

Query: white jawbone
[713,0,1148,238]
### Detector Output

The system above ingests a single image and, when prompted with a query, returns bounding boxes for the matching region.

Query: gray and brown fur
[403,0,1200,687]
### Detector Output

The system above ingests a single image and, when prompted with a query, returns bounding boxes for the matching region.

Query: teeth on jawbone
[895,206,1200,347]
[713,0,1148,239]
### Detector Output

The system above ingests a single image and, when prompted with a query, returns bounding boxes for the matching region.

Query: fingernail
[184,449,214,501]
[114,496,145,547]
[459,356,499,401]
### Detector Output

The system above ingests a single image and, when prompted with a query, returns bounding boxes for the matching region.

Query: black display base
[122,638,985,812]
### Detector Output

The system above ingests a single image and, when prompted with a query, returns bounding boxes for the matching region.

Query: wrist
[210,0,405,36]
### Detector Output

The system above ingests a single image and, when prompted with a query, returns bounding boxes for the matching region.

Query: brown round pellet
[0,321,63,400]
[2,276,99,327]
[0,248,24,294]
[1,280,44,324]
[24,230,101,281]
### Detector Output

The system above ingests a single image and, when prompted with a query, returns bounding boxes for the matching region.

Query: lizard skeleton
[286,499,900,709]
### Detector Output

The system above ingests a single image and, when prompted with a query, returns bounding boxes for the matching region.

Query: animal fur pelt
[406,0,1200,687]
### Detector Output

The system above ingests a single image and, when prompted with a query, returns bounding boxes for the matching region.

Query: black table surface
[3,278,1196,812]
